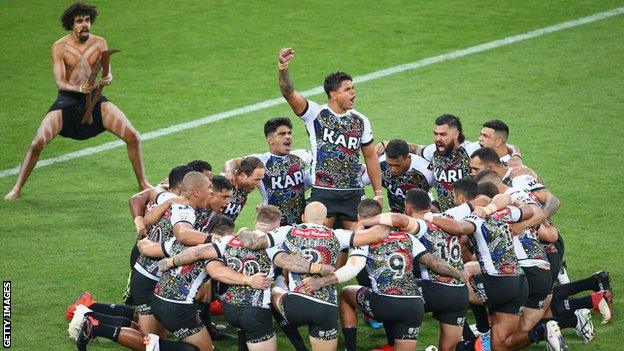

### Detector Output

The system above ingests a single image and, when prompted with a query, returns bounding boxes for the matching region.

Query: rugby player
[223,156,265,223]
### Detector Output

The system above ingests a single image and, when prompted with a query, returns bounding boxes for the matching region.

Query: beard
[436,139,457,156]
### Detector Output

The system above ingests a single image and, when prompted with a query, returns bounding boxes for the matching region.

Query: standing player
[277,48,383,230]
[4,2,149,201]
[223,156,265,223]
[224,117,313,225]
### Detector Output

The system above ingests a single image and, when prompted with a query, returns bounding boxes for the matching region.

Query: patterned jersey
[414,218,464,286]
[213,235,279,308]
[422,141,481,211]
[505,188,549,267]
[252,150,314,225]
[268,223,354,305]
[223,186,249,222]
[463,206,523,276]
[363,154,433,213]
[359,230,427,297]
[299,100,374,190]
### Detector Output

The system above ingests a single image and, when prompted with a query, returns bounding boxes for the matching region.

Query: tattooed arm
[418,252,468,283]
[273,252,335,275]
[238,229,270,250]
[158,243,217,272]
[278,48,307,115]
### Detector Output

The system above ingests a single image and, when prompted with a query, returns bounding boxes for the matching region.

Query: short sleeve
[359,115,374,146]
[511,174,546,192]
[463,141,482,156]
[298,100,322,123]
[335,229,355,250]
[155,191,177,206]
[411,154,434,185]
[349,245,368,258]
[444,203,472,220]
[170,204,196,227]
[409,234,429,262]
[266,226,291,248]
[421,144,436,162]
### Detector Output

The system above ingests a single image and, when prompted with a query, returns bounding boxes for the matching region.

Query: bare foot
[4,188,21,201]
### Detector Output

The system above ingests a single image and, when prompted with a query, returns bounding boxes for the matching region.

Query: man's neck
[494,145,508,158]
[328,100,347,115]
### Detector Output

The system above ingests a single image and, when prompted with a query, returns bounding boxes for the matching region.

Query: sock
[553,312,577,329]
[89,312,132,328]
[569,296,593,311]
[92,322,120,342]
[470,303,490,333]
[383,321,395,345]
[553,277,596,300]
[237,330,250,351]
[462,321,476,341]
[551,298,571,316]
[528,320,546,343]
[90,303,135,320]
[159,338,200,351]
[454,340,475,351]
[271,308,308,351]
[342,327,357,351]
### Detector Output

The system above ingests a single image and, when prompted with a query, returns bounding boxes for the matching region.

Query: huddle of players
[65,48,613,351]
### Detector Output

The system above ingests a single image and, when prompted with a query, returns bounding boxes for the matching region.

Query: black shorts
[129,269,157,315]
[420,280,469,326]
[521,266,553,309]
[49,90,108,140]
[546,250,561,283]
[151,296,204,340]
[309,187,364,222]
[355,287,424,340]
[278,293,338,340]
[470,274,528,315]
[222,302,275,343]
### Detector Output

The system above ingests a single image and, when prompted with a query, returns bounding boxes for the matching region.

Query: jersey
[299,100,374,190]
[359,230,427,297]
[505,187,549,267]
[252,150,314,225]
[213,235,279,308]
[463,206,523,276]
[422,141,481,211]
[268,223,354,305]
[414,218,464,286]
[223,186,249,222]
[363,154,433,213]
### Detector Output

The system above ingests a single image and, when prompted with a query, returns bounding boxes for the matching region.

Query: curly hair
[60,2,98,31]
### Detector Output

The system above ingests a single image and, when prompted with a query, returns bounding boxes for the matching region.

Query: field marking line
[1,6,623,179]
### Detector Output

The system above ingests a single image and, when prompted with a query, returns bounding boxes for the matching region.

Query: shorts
[309,187,365,222]
[420,280,469,326]
[129,269,157,315]
[470,274,528,315]
[522,266,553,309]
[49,90,108,140]
[222,302,275,343]
[151,296,204,340]
[546,250,561,283]
[355,287,424,340]
[278,293,338,340]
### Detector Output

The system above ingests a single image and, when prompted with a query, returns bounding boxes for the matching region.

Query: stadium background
[0,1,621,350]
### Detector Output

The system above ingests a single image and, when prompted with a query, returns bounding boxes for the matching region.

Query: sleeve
[265,245,282,263]
[421,144,436,161]
[505,187,537,206]
[335,229,355,250]
[359,114,374,146]
[292,149,315,188]
[511,174,546,192]
[462,214,481,234]
[298,100,321,123]
[213,236,232,259]
[463,141,482,156]
[349,245,368,258]
[266,226,291,248]
[413,219,429,238]
[170,204,196,227]
[411,154,434,185]
[410,234,429,262]
[506,206,523,223]
[444,203,472,220]
[155,191,176,205]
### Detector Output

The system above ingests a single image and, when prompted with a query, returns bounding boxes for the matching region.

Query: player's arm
[205,260,273,289]
[418,252,468,283]
[301,254,367,292]
[352,225,392,246]
[158,243,218,272]
[273,252,335,276]
[427,215,475,236]
[278,48,307,116]
[532,189,560,218]
[128,187,159,237]
[507,144,523,166]
[473,193,510,217]
[362,143,384,203]
[137,237,165,258]
[173,221,210,246]
[358,213,419,233]
[238,228,270,250]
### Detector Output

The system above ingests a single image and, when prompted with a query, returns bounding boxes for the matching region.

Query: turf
[0,1,622,350]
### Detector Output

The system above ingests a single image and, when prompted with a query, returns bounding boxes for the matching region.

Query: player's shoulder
[349,108,370,122]
[460,140,481,154]
[409,153,432,170]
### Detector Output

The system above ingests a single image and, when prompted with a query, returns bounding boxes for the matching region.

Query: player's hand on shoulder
[249,273,273,290]
[473,206,488,218]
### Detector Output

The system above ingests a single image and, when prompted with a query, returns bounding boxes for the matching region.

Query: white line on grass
[1,6,623,179]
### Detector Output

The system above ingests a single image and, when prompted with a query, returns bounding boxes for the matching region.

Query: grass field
[1,1,622,350]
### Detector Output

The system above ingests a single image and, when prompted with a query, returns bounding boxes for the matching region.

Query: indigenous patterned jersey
[359,230,427,296]
[414,218,464,286]
[299,100,374,190]
[253,150,314,225]
[268,223,354,305]
[505,188,549,267]
[155,206,211,304]
[463,206,523,276]
[213,235,279,308]
[363,154,433,213]
[223,186,249,222]
[422,141,481,211]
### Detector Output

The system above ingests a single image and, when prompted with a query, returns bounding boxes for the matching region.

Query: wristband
[278,61,288,70]
[379,213,393,226]
[134,216,145,231]
[309,263,322,275]
[423,212,434,222]
[79,84,84,93]
[167,257,176,268]
[484,203,498,215]
[405,217,418,232]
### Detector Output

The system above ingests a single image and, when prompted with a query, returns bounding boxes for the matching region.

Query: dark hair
[405,189,431,211]
[323,71,352,98]
[211,175,233,192]
[385,139,409,159]
[453,178,478,200]
[61,2,98,31]
[478,181,500,198]
[168,165,192,189]
[264,117,292,137]
[470,147,502,166]
[472,169,502,185]
[357,199,382,219]
[482,119,509,141]
[187,160,212,173]
[207,215,235,236]
[256,205,282,224]
[435,114,465,143]
[236,156,264,176]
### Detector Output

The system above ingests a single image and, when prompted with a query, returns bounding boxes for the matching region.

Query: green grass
[1,1,622,350]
